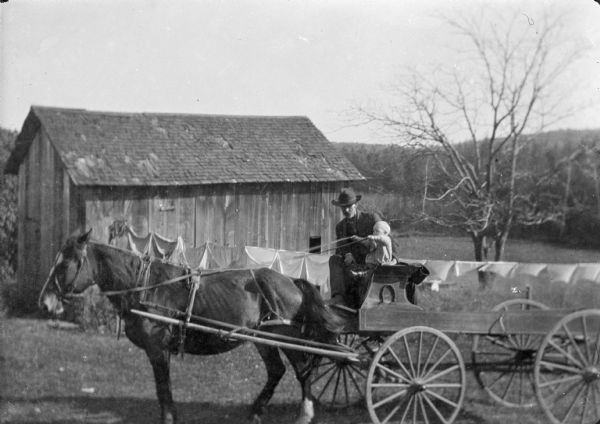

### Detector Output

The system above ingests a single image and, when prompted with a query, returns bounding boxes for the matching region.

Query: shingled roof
[5,106,364,186]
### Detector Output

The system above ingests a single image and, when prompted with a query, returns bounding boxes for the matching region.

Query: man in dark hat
[329,187,383,306]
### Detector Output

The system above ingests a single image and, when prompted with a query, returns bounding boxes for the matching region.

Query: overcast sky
[1,0,599,143]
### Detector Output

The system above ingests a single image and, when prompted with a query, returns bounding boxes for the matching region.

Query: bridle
[38,247,90,307]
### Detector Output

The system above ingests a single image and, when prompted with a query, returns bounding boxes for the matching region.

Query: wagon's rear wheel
[310,333,382,408]
[366,326,466,424]
[534,309,600,424]
[471,298,548,407]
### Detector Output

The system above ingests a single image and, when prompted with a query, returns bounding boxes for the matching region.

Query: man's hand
[344,252,355,266]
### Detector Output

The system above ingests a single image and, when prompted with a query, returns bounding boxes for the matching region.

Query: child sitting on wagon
[365,221,394,266]
[343,221,395,309]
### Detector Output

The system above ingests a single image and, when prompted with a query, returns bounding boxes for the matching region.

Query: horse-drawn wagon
[309,264,600,424]
[40,231,600,424]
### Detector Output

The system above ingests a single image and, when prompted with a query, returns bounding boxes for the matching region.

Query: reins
[102,274,195,296]
[101,267,226,296]
[321,236,366,253]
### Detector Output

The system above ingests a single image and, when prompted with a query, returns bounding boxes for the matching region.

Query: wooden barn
[4,106,364,305]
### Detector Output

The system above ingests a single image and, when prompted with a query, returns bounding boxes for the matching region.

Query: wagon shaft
[130,309,360,361]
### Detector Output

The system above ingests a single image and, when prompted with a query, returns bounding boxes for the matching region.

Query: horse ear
[77,228,92,245]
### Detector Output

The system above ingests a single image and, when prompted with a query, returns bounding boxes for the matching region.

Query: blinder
[39,246,89,307]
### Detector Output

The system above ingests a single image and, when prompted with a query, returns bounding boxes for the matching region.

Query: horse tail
[293,278,344,342]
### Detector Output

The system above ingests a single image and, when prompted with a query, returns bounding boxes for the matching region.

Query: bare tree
[358,8,586,285]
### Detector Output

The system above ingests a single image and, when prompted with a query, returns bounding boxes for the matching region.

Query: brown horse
[39,230,343,424]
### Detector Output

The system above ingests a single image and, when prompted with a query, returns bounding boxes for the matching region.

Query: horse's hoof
[249,414,262,424]
[293,398,314,424]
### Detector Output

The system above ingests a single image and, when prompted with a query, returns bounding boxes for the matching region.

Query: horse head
[39,229,96,315]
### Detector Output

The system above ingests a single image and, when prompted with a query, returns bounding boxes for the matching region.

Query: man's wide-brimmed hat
[332,188,362,207]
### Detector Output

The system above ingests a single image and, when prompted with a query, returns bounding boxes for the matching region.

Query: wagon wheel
[310,333,383,408]
[534,309,600,424]
[366,326,466,424]
[471,298,548,407]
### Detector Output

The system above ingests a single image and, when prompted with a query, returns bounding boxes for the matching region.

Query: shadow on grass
[1,395,489,424]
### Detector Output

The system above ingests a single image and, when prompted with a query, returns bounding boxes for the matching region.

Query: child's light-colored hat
[373,221,391,235]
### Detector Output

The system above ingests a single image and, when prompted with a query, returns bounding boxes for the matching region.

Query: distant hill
[332,128,600,153]
[332,128,600,193]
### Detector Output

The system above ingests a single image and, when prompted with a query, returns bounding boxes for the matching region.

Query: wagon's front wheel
[366,326,466,424]
[534,309,600,424]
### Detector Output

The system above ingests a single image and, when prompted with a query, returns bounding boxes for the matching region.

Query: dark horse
[40,230,343,424]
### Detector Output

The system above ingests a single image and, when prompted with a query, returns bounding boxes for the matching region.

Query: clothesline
[398,258,600,286]
[109,225,600,297]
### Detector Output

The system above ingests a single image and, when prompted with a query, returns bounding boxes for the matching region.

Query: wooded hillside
[335,128,600,247]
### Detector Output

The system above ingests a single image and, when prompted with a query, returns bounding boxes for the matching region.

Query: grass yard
[395,234,600,263]
[1,319,552,424]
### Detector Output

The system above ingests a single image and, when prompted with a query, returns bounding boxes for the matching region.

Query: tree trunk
[560,162,572,237]
[471,232,493,289]
[494,231,508,261]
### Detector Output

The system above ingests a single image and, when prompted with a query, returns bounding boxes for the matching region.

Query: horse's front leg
[250,344,287,423]
[146,343,177,424]
[146,346,176,424]
[126,316,177,423]
[285,350,319,424]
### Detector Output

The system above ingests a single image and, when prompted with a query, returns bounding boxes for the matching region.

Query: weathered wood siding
[17,130,67,300]
[76,182,343,252]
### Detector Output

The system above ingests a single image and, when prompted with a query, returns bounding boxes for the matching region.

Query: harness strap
[102,267,231,297]
[102,273,193,296]
[178,272,201,356]
[38,251,63,307]
[139,257,152,303]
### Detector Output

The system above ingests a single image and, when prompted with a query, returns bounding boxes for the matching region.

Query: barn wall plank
[61,168,70,242]
[83,187,113,243]
[297,183,309,251]
[224,185,237,247]
[164,188,178,239]
[234,186,249,248]
[23,132,41,296]
[210,186,226,246]
[150,192,169,238]
[128,188,150,236]
[177,187,195,246]
[282,185,291,249]
[69,185,86,235]
[195,185,210,246]
[268,186,281,250]
[39,132,54,280]
[260,185,268,247]
[17,157,26,297]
